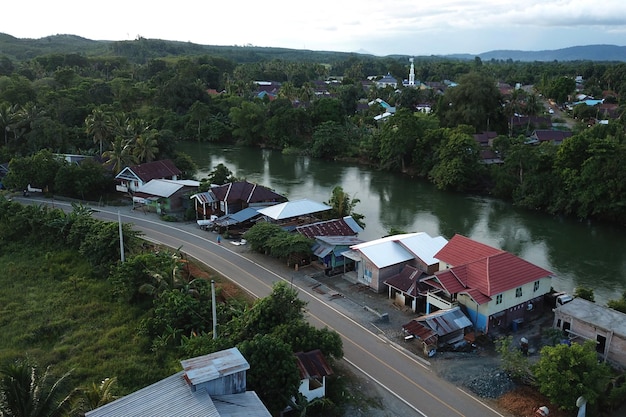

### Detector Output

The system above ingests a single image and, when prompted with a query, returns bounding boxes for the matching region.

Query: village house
[133,179,199,214]
[553,298,626,369]
[421,234,553,333]
[85,347,271,417]
[115,159,181,194]
[527,129,573,145]
[342,232,448,293]
[293,350,334,403]
[189,180,287,220]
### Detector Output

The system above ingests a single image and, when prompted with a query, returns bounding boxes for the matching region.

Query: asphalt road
[20,198,508,417]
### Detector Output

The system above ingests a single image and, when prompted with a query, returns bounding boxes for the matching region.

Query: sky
[3,0,626,56]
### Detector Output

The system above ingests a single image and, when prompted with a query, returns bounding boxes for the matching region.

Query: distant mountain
[446,45,626,62]
[1,33,624,63]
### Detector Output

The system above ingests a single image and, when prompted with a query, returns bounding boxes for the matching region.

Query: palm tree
[0,360,74,417]
[85,108,113,156]
[0,103,18,146]
[133,131,159,163]
[70,377,117,415]
[103,136,136,175]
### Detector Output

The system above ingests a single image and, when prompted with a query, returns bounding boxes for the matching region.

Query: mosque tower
[408,57,415,86]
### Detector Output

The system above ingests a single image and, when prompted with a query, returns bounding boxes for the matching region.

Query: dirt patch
[498,386,567,417]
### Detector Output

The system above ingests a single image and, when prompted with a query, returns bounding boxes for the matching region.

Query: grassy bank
[0,242,176,394]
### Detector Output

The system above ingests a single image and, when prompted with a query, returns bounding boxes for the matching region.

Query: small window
[515,287,523,298]
[496,294,503,304]
[533,280,540,292]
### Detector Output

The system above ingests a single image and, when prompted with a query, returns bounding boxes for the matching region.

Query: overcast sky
[4,0,625,56]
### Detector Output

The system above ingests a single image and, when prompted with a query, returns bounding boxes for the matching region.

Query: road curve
[22,199,507,417]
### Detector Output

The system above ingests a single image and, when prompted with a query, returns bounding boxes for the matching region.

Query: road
[21,198,508,417]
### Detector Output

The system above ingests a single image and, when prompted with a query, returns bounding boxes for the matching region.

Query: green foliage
[3,149,62,192]
[243,221,287,253]
[236,281,307,342]
[238,334,301,415]
[429,127,483,191]
[325,185,365,229]
[574,286,595,302]
[495,336,533,384]
[533,341,612,410]
[607,291,626,314]
[202,163,236,187]
[0,359,74,417]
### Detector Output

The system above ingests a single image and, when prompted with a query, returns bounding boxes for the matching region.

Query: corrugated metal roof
[294,350,334,380]
[384,265,421,295]
[181,348,250,387]
[214,207,263,226]
[116,159,181,182]
[350,233,423,268]
[85,372,220,417]
[212,392,272,417]
[137,179,184,198]
[434,234,503,266]
[296,216,363,238]
[396,233,448,265]
[257,199,331,220]
[190,191,218,204]
[415,307,472,336]
[402,320,438,345]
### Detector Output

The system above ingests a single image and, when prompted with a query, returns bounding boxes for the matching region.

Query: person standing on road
[217,234,222,245]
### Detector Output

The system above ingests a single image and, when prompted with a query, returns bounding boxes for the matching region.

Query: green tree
[71,377,118,415]
[85,108,113,155]
[429,127,482,191]
[236,281,307,341]
[229,101,267,146]
[325,185,365,229]
[133,130,159,163]
[437,72,505,133]
[546,76,576,104]
[533,341,611,411]
[0,360,74,417]
[243,222,285,253]
[103,136,136,175]
[238,334,301,415]
[201,163,236,188]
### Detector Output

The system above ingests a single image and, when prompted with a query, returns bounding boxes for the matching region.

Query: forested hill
[1,32,624,63]
[476,45,626,62]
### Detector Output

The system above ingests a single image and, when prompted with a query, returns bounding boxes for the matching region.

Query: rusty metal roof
[296,216,363,238]
[294,349,334,380]
[415,307,472,336]
[402,320,438,345]
[181,347,249,387]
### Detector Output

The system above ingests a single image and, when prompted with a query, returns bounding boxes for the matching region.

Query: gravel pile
[465,369,516,398]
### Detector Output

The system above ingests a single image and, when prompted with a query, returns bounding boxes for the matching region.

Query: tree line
[0,51,625,225]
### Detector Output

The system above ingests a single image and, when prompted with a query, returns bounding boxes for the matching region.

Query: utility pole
[211,280,217,339]
[118,211,125,263]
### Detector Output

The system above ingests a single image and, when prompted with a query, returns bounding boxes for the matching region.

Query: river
[177,142,626,305]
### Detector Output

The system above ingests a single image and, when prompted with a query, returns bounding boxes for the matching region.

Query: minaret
[408,57,415,86]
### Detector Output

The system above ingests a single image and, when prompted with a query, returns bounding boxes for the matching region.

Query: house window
[495,294,503,305]
[515,287,523,298]
[533,280,540,292]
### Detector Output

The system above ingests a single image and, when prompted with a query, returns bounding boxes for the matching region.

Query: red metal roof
[424,269,467,294]
[384,265,421,295]
[129,159,181,182]
[434,234,503,266]
[402,320,438,345]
